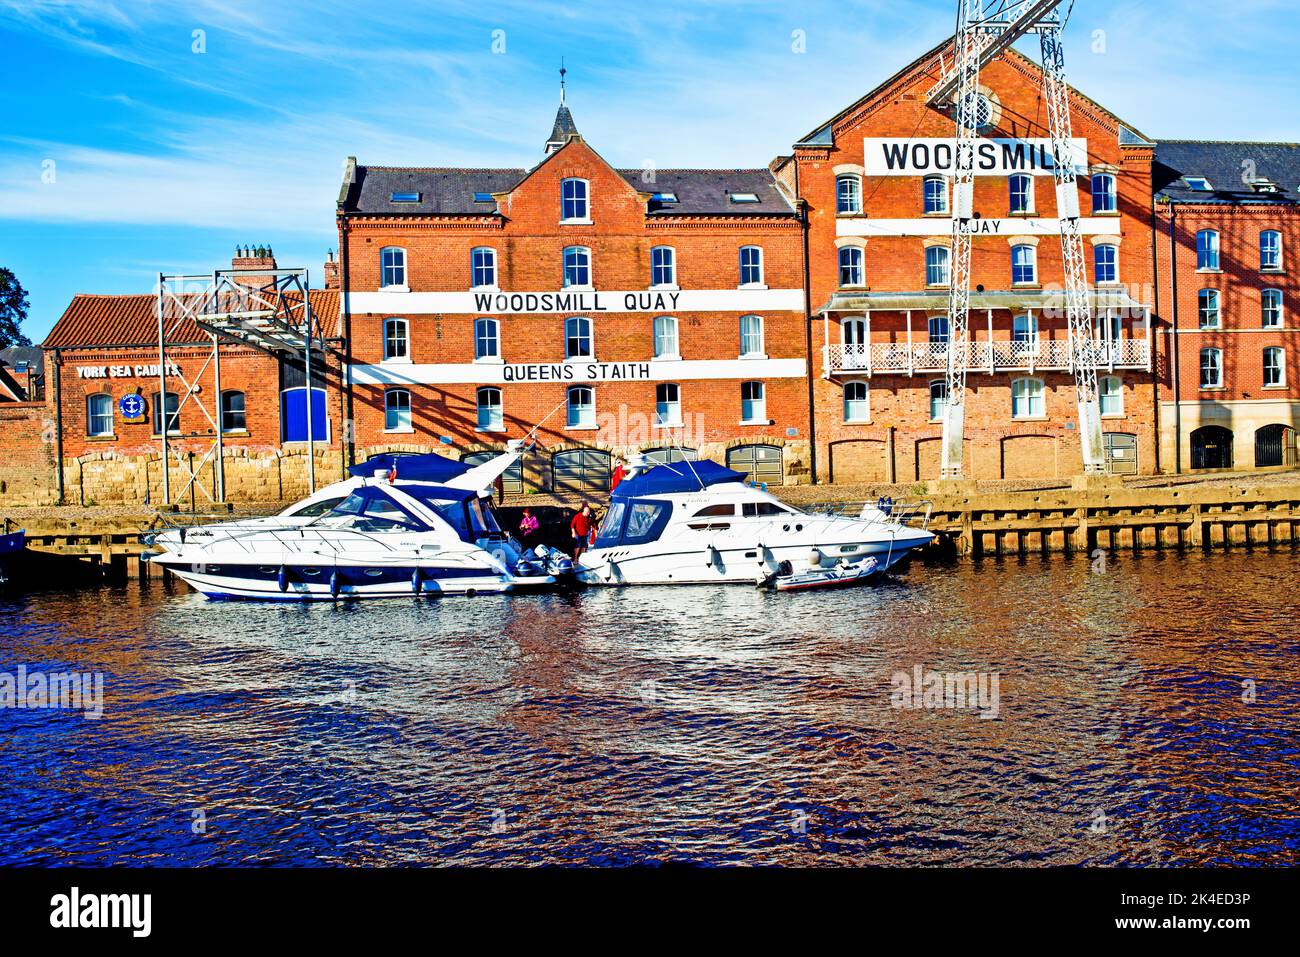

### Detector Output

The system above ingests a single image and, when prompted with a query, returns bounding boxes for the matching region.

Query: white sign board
[862,138,1089,177]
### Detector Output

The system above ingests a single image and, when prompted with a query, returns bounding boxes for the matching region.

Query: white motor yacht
[576,458,933,586]
[145,446,566,600]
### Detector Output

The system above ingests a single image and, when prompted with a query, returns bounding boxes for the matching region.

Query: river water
[0,549,1297,866]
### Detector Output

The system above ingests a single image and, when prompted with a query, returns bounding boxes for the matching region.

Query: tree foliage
[0,268,31,348]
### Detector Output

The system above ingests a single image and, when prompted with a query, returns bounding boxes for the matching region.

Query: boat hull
[577,532,931,586]
[148,555,519,601]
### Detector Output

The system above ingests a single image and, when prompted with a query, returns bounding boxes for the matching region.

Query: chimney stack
[324,248,340,290]
[231,243,278,287]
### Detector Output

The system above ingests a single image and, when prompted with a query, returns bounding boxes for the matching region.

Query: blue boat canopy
[613,460,747,498]
[348,453,471,483]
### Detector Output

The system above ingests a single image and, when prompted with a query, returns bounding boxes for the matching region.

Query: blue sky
[1,0,1297,342]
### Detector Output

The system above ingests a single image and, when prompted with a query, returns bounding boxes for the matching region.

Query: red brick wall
[0,400,57,504]
[1153,203,1300,401]
[342,137,811,480]
[796,51,1159,481]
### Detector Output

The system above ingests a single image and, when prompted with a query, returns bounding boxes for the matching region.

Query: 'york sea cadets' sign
[862,138,1088,177]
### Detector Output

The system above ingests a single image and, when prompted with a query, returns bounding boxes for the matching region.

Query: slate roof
[0,346,43,370]
[548,103,578,145]
[43,289,341,350]
[1153,140,1300,204]
[341,164,794,216]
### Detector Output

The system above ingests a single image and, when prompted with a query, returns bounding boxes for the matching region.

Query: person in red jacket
[570,503,594,559]
[610,460,626,491]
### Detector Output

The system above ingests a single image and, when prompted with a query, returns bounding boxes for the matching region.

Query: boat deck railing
[145,513,428,559]
[802,500,934,531]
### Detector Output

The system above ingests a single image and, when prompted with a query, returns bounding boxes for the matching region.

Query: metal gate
[551,448,611,494]
[726,444,783,485]
[463,451,524,494]
[1103,432,1138,476]
[1254,424,1296,468]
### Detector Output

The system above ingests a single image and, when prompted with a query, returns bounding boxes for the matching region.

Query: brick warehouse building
[337,91,812,493]
[1151,142,1300,472]
[39,248,344,505]
[792,41,1158,484]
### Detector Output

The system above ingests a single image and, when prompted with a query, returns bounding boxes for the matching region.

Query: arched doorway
[552,448,612,494]
[462,450,524,494]
[726,444,783,485]
[1254,424,1297,468]
[1190,426,1233,470]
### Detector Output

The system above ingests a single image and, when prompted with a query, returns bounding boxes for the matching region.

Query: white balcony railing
[825,338,1150,377]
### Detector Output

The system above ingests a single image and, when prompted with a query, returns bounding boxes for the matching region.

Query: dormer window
[729,192,760,204]
[652,192,678,204]
[473,192,495,203]
[390,191,421,203]
[1184,177,1212,191]
[561,178,589,222]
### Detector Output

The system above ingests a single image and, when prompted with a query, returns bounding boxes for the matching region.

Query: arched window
[1198,289,1221,329]
[653,315,679,358]
[923,175,948,214]
[1191,425,1233,469]
[1013,313,1037,343]
[836,174,862,214]
[739,245,764,286]
[1099,376,1123,416]
[563,246,591,288]
[1011,377,1045,418]
[843,380,869,422]
[1094,243,1118,284]
[1009,174,1033,214]
[565,316,593,359]
[566,385,595,428]
[474,317,500,360]
[838,246,864,287]
[382,317,408,361]
[1200,347,1223,388]
[740,381,766,423]
[384,388,411,431]
[561,177,589,221]
[1264,346,1286,387]
[1262,288,1284,329]
[86,393,113,437]
[220,390,246,432]
[655,383,681,426]
[650,246,676,287]
[476,386,503,431]
[1261,230,1283,271]
[925,246,950,286]
[1011,244,1037,285]
[739,314,765,357]
[471,247,497,288]
[929,379,949,422]
[1197,229,1220,270]
[380,246,406,288]
[928,314,949,344]
[151,391,180,435]
[1091,173,1117,213]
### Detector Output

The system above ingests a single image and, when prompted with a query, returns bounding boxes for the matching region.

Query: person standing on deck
[570,503,594,559]
[610,459,626,492]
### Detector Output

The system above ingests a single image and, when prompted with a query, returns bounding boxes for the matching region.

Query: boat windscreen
[327,488,427,531]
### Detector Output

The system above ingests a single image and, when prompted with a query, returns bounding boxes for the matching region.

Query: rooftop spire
[545,59,578,154]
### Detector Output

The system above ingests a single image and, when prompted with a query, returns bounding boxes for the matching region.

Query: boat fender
[330,569,342,599]
[706,543,719,567]
[808,548,823,567]
[277,566,289,592]
[179,528,187,544]
[412,566,423,594]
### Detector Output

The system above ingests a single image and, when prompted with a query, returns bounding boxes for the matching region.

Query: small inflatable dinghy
[763,556,881,592]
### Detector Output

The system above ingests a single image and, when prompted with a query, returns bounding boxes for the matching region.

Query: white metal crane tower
[931,0,1104,478]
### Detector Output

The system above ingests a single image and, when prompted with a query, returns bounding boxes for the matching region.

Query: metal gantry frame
[931,0,1104,477]
[156,267,327,506]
